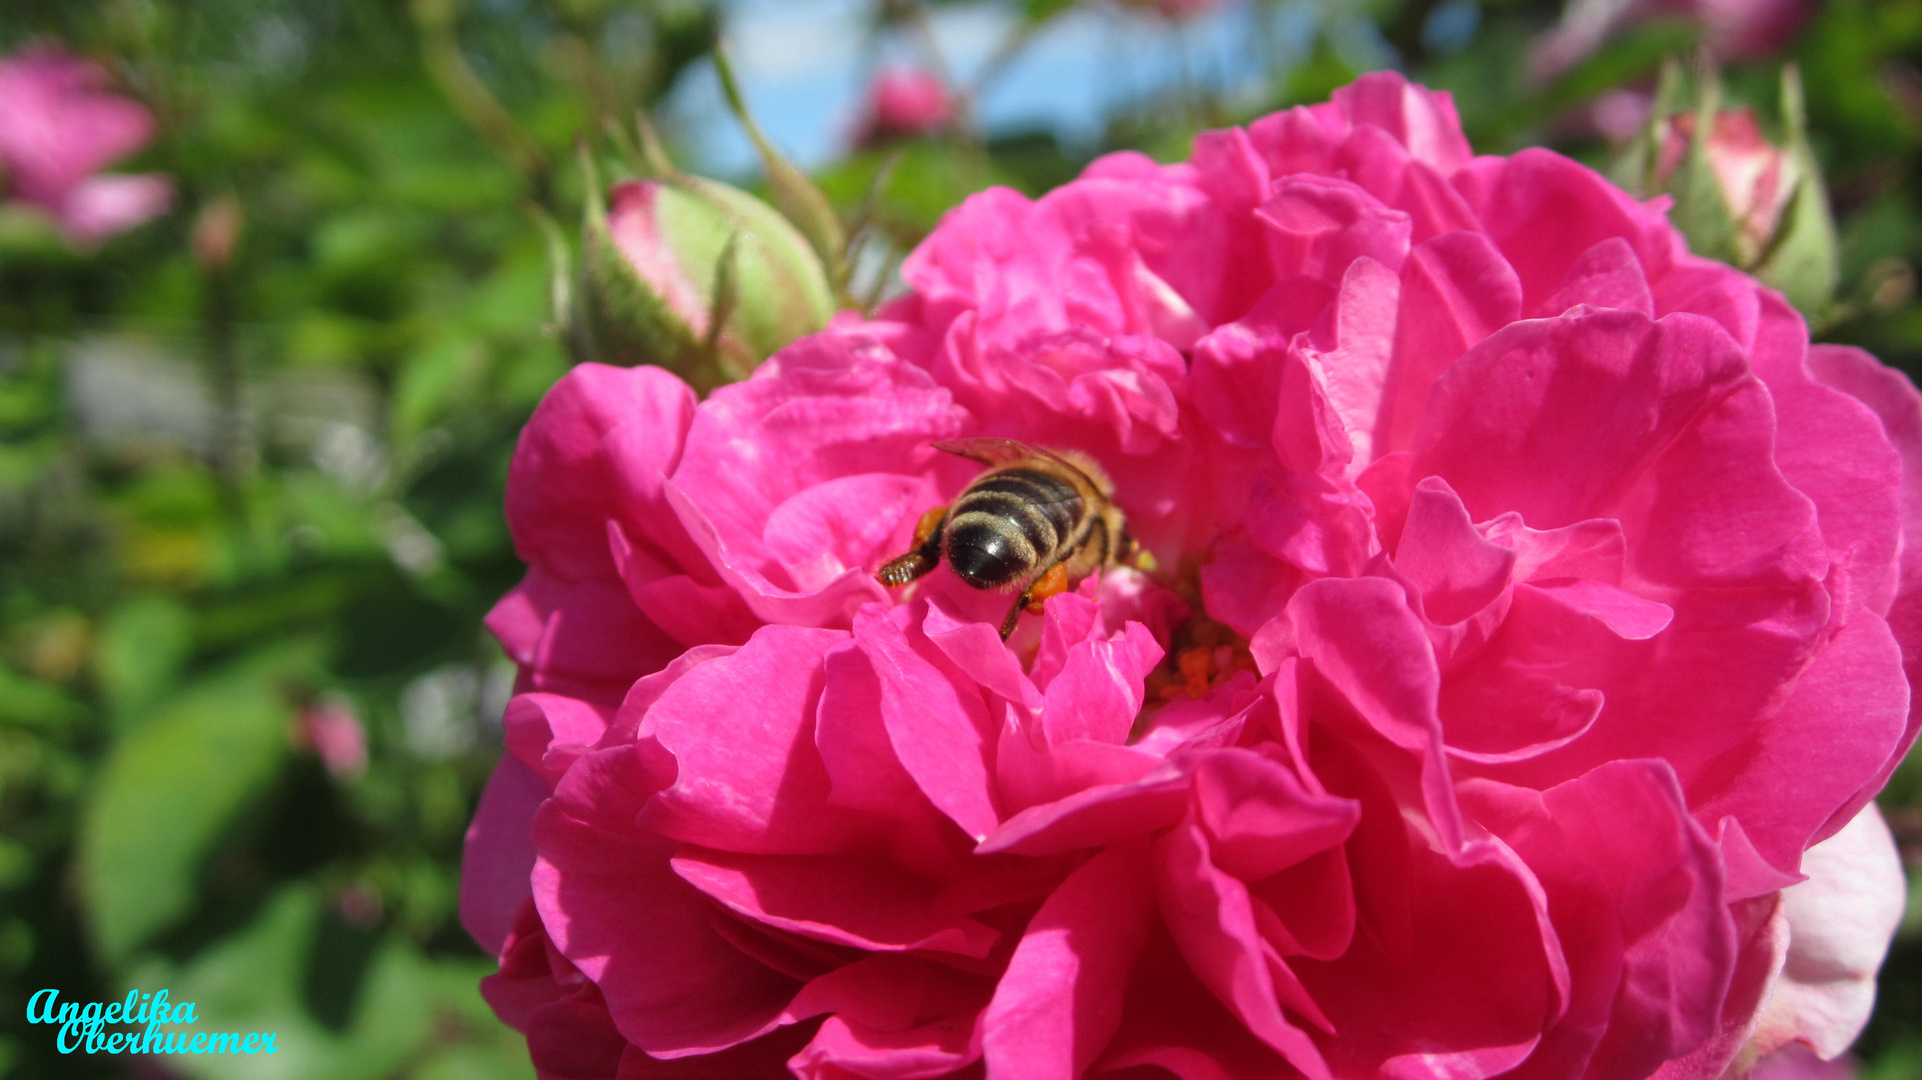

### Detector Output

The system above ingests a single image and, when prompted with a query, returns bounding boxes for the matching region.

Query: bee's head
[945,524,1026,590]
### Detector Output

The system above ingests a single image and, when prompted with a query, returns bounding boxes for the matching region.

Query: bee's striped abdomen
[944,468,1085,589]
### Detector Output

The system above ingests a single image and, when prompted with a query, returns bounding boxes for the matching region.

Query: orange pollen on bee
[912,505,948,548]
[1024,563,1071,613]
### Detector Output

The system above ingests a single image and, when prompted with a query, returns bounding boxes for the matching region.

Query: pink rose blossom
[855,68,955,146]
[464,73,1916,1080]
[0,44,172,245]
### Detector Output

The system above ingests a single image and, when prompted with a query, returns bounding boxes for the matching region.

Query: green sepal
[1753,66,1840,320]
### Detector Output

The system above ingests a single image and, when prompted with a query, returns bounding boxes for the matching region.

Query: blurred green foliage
[0,0,1919,1078]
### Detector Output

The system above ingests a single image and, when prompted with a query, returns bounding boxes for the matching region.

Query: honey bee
[876,438,1131,639]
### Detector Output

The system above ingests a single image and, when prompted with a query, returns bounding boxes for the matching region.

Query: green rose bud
[1610,62,1838,320]
[581,172,835,393]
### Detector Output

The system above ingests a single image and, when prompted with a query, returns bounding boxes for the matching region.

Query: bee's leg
[998,561,1069,639]
[998,598,1023,640]
[876,505,949,588]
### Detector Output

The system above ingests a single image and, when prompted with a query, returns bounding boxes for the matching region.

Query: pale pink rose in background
[1591,88,1655,142]
[856,67,955,146]
[1743,806,1906,1066]
[0,43,173,245]
[1749,1044,1857,1080]
[464,72,1916,1080]
[1533,0,1813,81]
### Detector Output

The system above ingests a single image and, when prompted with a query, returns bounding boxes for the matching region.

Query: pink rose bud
[582,174,834,392]
[296,699,367,780]
[0,43,172,246]
[190,194,244,271]
[856,68,954,146]
[1611,64,1839,316]
[1657,108,1797,265]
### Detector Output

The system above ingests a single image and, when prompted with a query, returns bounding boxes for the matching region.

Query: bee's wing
[932,437,1043,468]
[933,437,1105,489]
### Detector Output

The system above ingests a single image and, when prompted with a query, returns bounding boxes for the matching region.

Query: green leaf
[78,643,320,964]
[0,667,84,731]
[1023,0,1077,20]
[94,595,196,730]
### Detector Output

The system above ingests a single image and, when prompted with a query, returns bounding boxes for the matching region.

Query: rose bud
[1612,64,1839,317]
[191,194,243,271]
[293,699,367,781]
[1657,108,1797,264]
[581,173,835,393]
[854,67,954,147]
[0,43,172,247]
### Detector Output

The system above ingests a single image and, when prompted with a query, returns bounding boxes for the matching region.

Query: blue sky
[664,0,1394,176]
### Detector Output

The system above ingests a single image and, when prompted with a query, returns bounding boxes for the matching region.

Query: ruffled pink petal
[1453,149,1678,314]
[507,363,699,582]
[667,331,963,625]
[1330,71,1474,175]
[1391,476,1517,627]
[1378,231,1523,457]
[785,956,991,1080]
[1535,237,1655,319]
[1807,344,1922,805]
[503,692,615,786]
[1649,896,1790,1080]
[1687,611,1909,877]
[1258,176,1412,287]
[461,755,550,957]
[639,625,869,854]
[1277,576,1463,846]
[672,848,999,957]
[1191,748,1360,882]
[1039,619,1162,747]
[534,744,799,1056]
[1154,809,1334,1079]
[1462,760,1734,1080]
[978,763,1192,857]
[854,601,1002,841]
[980,840,1157,1080]
[1332,125,1480,243]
